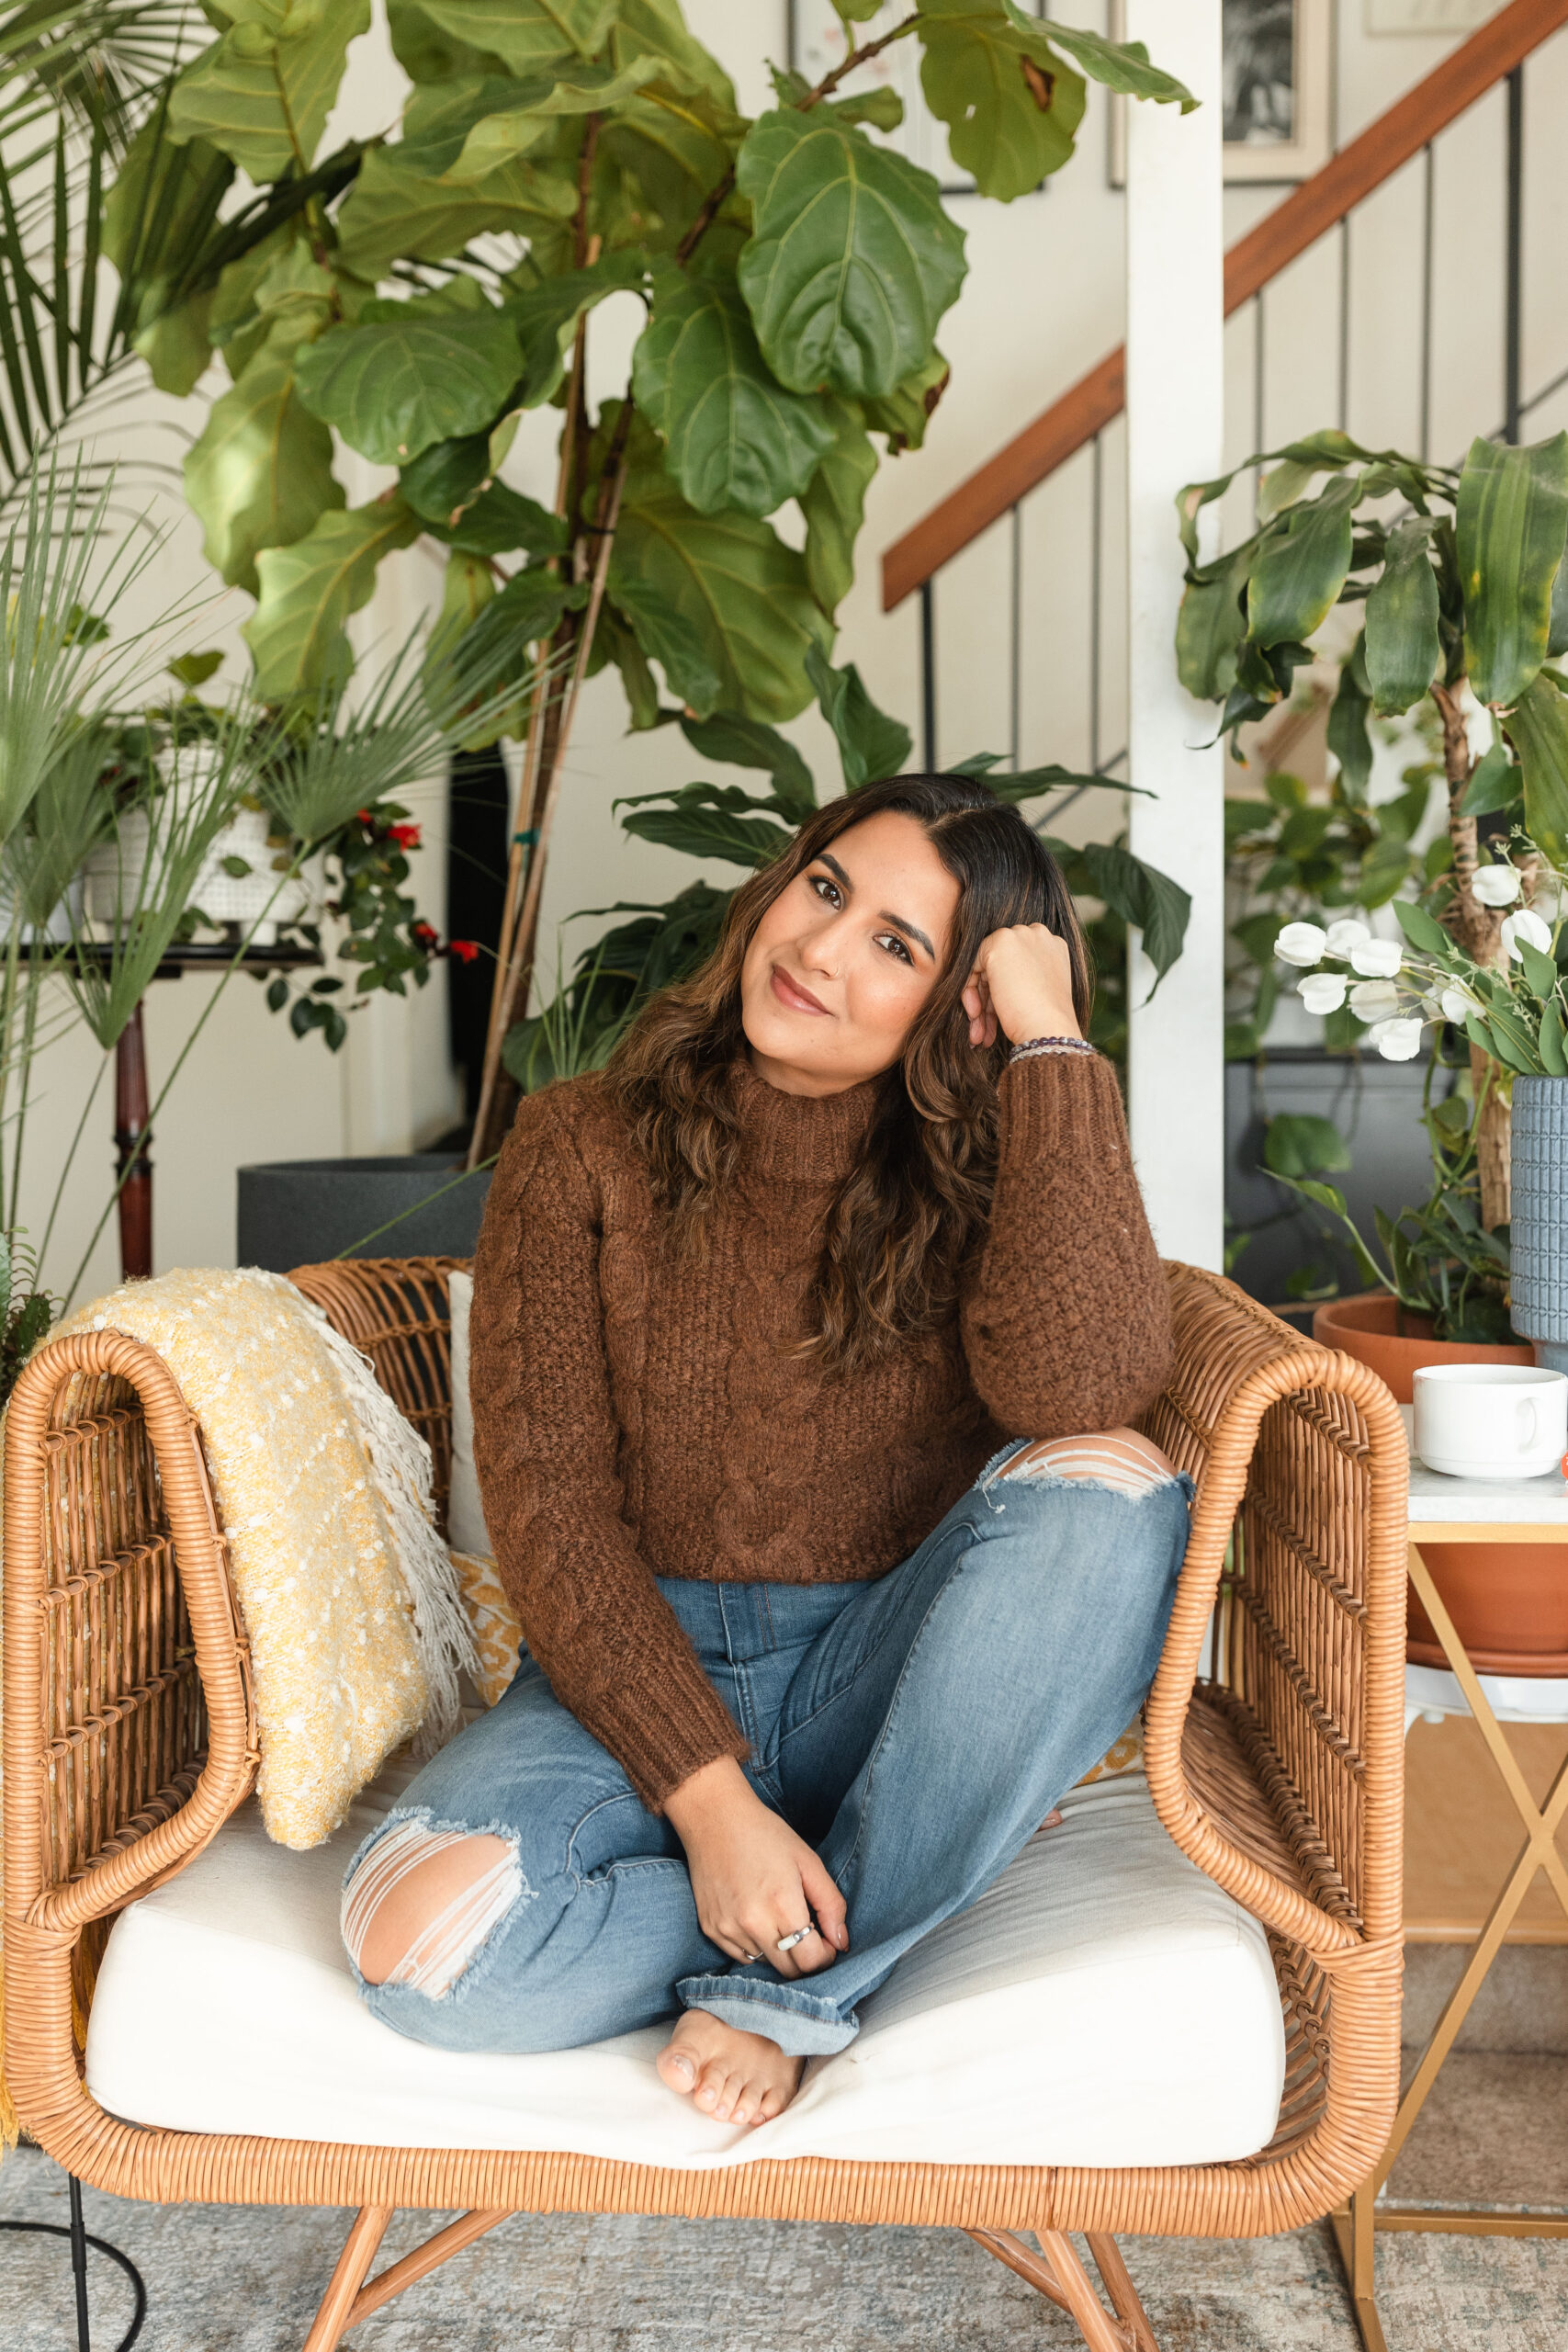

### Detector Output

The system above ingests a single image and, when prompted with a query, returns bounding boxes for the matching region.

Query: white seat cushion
[87,1765,1284,2172]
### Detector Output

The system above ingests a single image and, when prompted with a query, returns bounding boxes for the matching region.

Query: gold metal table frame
[1333,1517,1568,2352]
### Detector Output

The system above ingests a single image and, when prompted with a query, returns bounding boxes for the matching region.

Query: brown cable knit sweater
[468,1049,1170,1812]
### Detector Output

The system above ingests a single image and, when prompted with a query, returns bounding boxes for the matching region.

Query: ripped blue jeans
[342,1438,1192,2058]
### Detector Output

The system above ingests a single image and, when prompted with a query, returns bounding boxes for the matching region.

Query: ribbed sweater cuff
[998,1046,1126,1161]
[592,1651,750,1816]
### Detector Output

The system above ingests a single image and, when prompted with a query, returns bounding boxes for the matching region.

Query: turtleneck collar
[728,1051,882,1184]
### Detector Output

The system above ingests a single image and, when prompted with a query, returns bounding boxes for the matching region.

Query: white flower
[1371,1016,1425,1061]
[1349,978,1401,1020]
[1275,920,1328,967]
[1298,971,1348,1014]
[1324,918,1372,955]
[1440,984,1475,1023]
[1349,938,1404,978]
[1502,908,1553,960]
[1472,863,1524,908]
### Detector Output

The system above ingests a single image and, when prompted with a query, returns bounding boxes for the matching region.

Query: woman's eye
[875,932,913,966]
[810,872,840,907]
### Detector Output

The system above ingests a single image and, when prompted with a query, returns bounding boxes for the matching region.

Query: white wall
[27,0,1512,1302]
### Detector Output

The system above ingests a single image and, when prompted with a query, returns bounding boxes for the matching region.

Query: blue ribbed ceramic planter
[1510,1075,1568,1374]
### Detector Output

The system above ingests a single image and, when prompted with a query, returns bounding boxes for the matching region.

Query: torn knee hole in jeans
[992,1433,1179,1502]
[342,1818,523,1997]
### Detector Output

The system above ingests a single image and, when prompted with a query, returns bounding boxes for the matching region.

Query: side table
[1332,1446,1568,2351]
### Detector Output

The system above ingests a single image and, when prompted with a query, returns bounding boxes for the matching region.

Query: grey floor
[3,2048,1566,2350]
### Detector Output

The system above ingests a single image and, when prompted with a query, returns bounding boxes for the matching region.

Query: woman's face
[739,810,961,1096]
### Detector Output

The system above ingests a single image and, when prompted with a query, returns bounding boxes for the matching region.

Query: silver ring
[775,1923,815,1954]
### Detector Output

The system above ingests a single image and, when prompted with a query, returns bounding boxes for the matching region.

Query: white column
[1123,0,1225,1271]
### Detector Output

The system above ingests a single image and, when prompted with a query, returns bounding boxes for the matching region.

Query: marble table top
[1396,1404,1568,1525]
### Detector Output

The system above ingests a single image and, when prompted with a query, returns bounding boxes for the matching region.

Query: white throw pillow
[446,1271,493,1558]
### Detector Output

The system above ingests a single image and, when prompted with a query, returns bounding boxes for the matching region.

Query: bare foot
[656,2009,804,2129]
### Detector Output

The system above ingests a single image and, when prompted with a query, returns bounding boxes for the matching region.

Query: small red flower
[388,821,422,851]
[355,808,373,826]
[412,921,438,948]
[447,938,479,964]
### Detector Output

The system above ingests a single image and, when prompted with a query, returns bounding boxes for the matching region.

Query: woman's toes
[655,2034,700,2098]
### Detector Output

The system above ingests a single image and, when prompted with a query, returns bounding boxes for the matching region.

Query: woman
[342,775,1190,2131]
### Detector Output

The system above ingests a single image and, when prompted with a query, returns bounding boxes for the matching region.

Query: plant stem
[1430,679,1511,1227]
[36,1041,107,1282]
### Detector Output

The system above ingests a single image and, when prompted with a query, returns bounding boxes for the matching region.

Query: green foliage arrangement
[94,0,1193,1151]
[1177,426,1568,1225]
[502,649,1191,1088]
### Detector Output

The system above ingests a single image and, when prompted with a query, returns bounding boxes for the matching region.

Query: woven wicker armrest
[1138,1264,1408,2199]
[3,1329,258,1955]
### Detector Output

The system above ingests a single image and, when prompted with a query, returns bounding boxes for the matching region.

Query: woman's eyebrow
[816,852,935,961]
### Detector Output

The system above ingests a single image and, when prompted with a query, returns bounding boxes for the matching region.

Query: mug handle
[1518,1399,1539,1453]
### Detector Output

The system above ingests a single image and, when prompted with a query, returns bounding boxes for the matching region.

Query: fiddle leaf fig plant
[1178,427,1568,1225]
[101,0,1194,1157]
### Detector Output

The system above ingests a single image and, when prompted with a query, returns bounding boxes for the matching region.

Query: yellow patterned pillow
[450,1550,522,1708]
[446,1553,1144,1781]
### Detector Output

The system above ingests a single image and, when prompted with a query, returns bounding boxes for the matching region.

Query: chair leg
[1329,2182,1388,2352]
[967,2227,1156,2351]
[301,2208,392,2352]
[1085,2234,1158,2352]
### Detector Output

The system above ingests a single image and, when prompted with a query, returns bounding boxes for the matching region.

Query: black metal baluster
[1505,62,1523,443]
[919,578,936,773]
[1419,141,1435,462]
[1089,431,1102,779]
[1009,501,1021,771]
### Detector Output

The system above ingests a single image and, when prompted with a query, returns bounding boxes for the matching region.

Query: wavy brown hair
[605,775,1092,1375]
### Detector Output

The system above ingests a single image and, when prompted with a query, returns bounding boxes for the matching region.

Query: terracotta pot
[1312,1293,1565,1674]
[1311,1291,1532,1407]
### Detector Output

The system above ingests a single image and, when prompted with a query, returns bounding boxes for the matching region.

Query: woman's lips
[770,964,829,1015]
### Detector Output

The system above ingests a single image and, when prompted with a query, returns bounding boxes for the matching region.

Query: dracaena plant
[1177,427,1568,1226]
[101,0,1194,1159]
[502,650,1191,1089]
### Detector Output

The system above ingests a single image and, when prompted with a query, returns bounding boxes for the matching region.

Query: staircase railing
[881,0,1568,775]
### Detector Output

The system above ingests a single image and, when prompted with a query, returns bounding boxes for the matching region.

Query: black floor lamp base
[0,2175,147,2351]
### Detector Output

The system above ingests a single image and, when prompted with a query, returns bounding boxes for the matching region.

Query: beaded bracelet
[1009,1035,1096,1062]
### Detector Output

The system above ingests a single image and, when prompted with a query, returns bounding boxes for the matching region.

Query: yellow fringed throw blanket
[1,1266,478,2152]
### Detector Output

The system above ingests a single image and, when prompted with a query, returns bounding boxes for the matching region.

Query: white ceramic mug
[1412,1363,1568,1481]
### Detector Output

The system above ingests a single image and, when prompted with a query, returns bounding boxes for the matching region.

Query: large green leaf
[600,86,743,251]
[443,58,664,179]
[399,0,618,75]
[243,497,423,697]
[1364,515,1439,716]
[802,396,876,618]
[1175,547,1250,700]
[505,250,647,403]
[1077,840,1190,985]
[1551,548,1568,661]
[607,0,736,103]
[167,0,370,181]
[677,710,817,821]
[1327,634,1373,801]
[1457,431,1568,707]
[807,647,912,789]
[333,143,577,277]
[1032,12,1197,108]
[1246,475,1357,645]
[398,75,537,174]
[615,779,795,867]
[1502,668,1568,869]
[610,461,829,720]
[914,0,1085,203]
[293,300,522,466]
[631,269,837,518]
[102,118,236,391]
[184,321,343,594]
[736,109,966,399]
[863,346,950,452]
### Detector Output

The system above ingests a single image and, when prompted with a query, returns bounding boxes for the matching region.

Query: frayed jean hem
[677,1973,858,2057]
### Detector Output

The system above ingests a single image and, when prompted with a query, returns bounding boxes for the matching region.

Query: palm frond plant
[1177,426,1568,1227]
[504,650,1191,1089]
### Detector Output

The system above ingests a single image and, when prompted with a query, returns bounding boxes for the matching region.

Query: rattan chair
[2,1257,1407,2352]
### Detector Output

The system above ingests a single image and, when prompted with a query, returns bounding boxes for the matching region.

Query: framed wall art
[786,0,1051,198]
[1109,0,1333,186]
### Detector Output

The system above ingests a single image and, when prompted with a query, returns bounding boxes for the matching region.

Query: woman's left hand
[963,923,1081,1048]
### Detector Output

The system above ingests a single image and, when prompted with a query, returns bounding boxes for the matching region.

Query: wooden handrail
[881,0,1568,611]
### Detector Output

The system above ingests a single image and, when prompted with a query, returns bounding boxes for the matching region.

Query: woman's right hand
[665,1756,848,1975]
